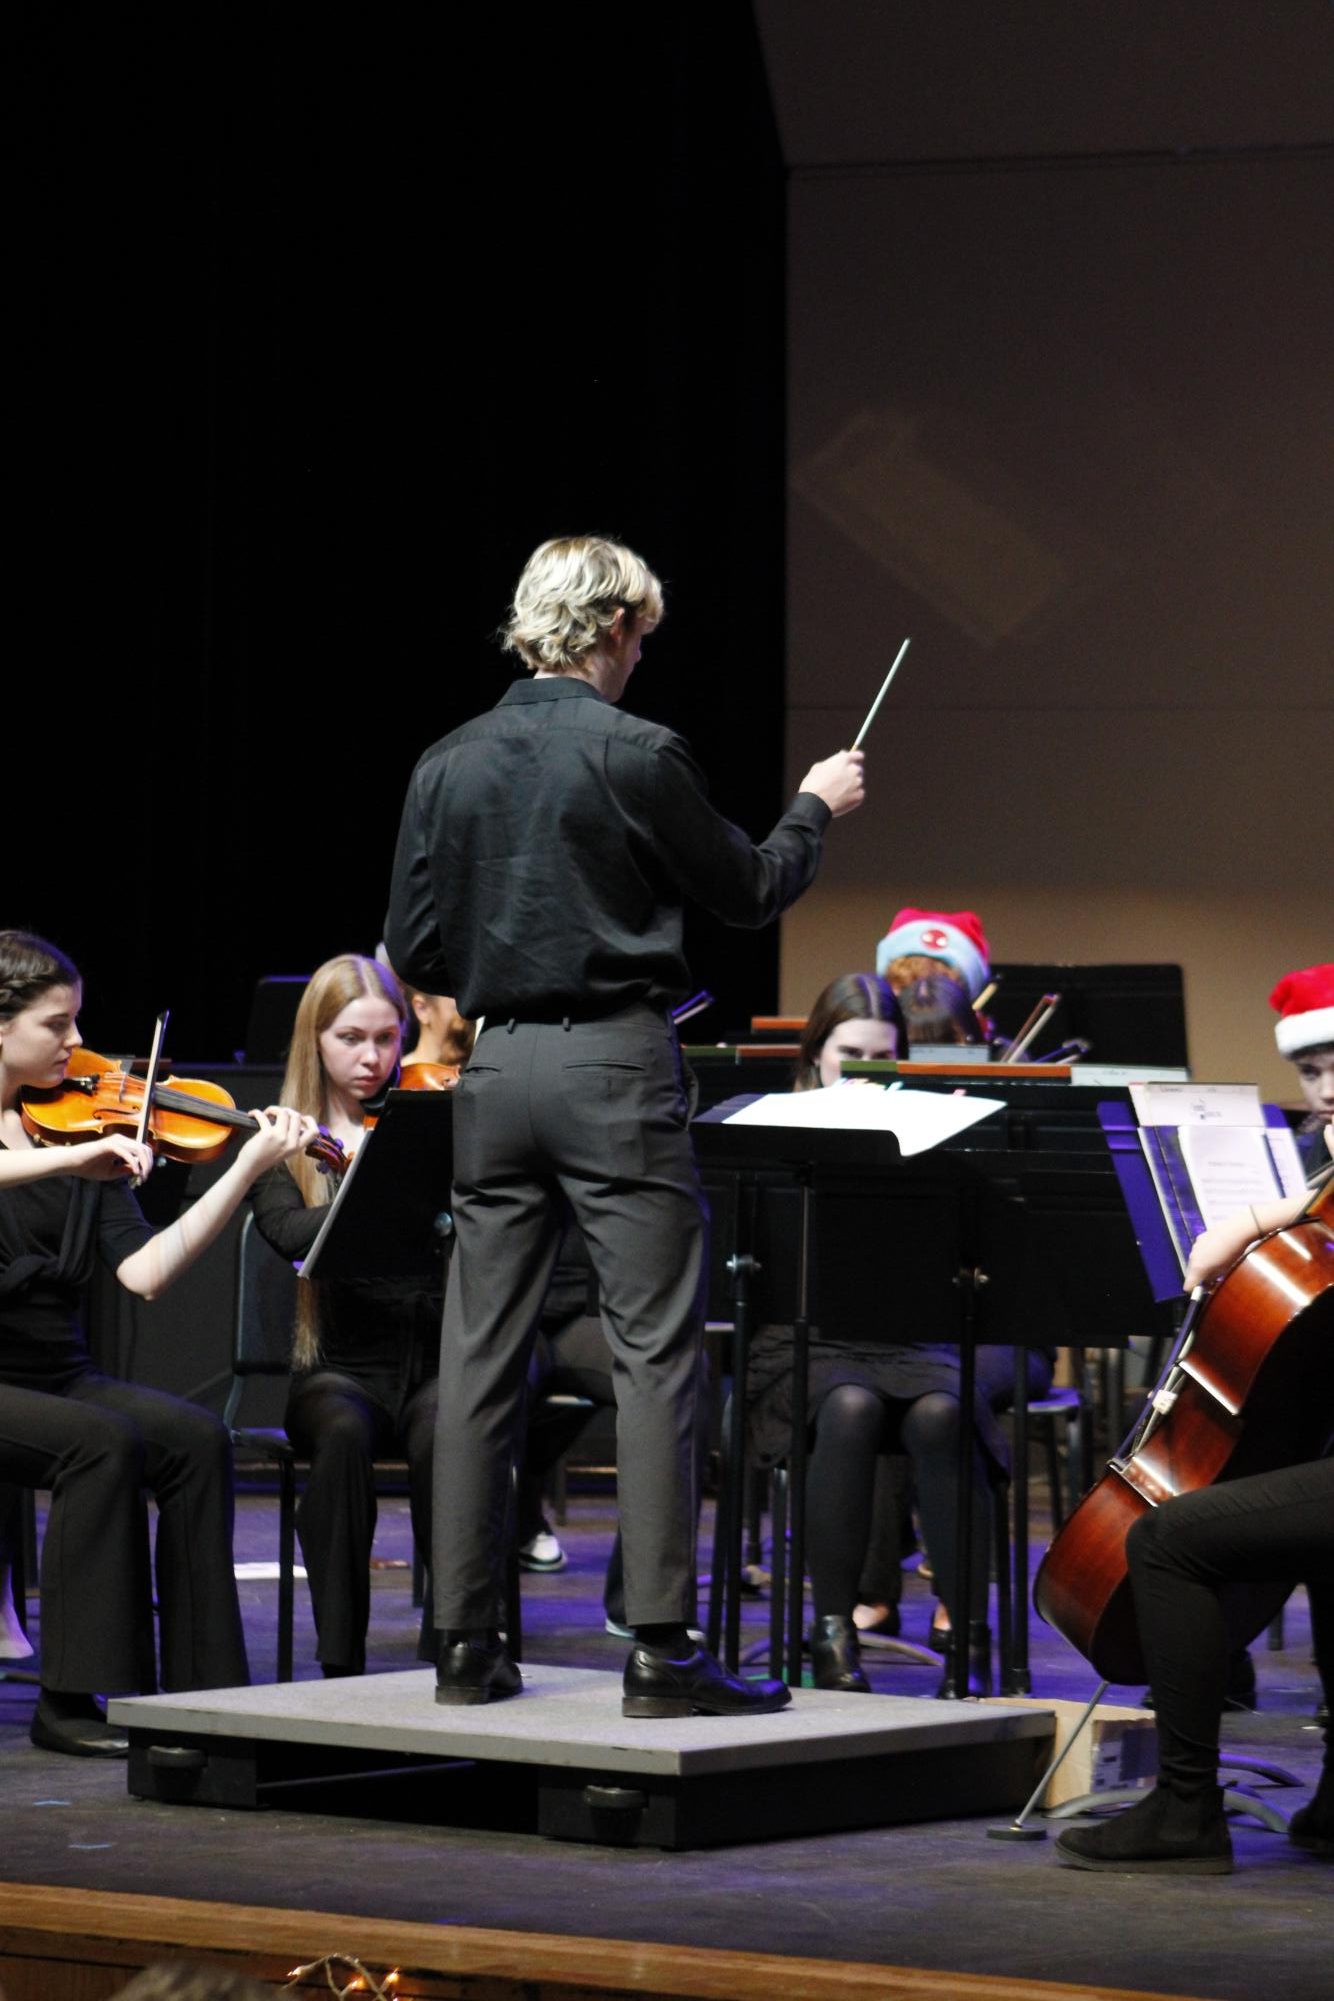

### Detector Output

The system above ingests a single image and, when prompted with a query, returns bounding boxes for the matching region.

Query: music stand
[301,1091,455,1283]
[693,1112,1003,1700]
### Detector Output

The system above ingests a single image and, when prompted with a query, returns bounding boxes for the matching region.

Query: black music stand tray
[693,1111,1005,1701]
[301,1090,455,1284]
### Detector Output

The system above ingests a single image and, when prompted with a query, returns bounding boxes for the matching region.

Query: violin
[398,1059,461,1090]
[1033,1175,1334,1682]
[20,1047,346,1175]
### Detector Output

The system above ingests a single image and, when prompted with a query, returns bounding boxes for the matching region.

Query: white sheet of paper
[1179,1122,1300,1228]
[722,1084,1004,1157]
[1130,1081,1264,1128]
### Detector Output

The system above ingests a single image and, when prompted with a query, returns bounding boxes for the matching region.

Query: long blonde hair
[280,954,409,1367]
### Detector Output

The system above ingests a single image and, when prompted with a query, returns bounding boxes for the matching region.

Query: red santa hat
[1270,964,1334,1057]
[875,907,991,1000]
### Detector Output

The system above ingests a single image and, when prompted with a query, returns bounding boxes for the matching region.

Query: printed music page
[722,1084,1004,1157]
[1179,1122,1305,1230]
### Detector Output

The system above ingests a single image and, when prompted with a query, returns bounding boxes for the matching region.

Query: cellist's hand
[1183,1215,1258,1290]
[1184,1190,1312,1290]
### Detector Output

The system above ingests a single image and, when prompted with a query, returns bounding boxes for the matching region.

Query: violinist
[1055,966,1334,1875]
[744,972,1054,1697]
[246,953,442,1677]
[398,984,475,1088]
[0,928,319,1755]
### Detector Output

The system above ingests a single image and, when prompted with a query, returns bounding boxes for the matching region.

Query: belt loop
[561,1016,571,1032]
[506,1018,516,1034]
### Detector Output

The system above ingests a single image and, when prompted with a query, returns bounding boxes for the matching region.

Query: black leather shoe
[811,1614,870,1693]
[435,1637,522,1706]
[1055,1783,1233,1874]
[622,1645,791,1718]
[30,1695,129,1758]
[934,1621,992,1699]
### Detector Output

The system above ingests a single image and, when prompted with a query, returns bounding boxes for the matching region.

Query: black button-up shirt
[384,675,830,1020]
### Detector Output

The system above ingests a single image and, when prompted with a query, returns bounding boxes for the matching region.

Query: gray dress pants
[432,1006,707,1631]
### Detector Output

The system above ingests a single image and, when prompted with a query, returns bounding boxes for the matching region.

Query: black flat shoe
[811,1614,871,1693]
[622,1645,791,1718]
[30,1695,129,1759]
[435,1637,522,1706]
[1054,1783,1233,1875]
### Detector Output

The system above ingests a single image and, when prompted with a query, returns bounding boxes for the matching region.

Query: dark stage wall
[11,9,787,1057]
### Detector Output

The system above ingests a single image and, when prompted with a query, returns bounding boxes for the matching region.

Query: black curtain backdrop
[11,8,786,1059]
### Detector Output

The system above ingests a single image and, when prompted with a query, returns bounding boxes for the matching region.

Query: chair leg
[1044,1418,1066,1532]
[277,1463,296,1684]
[992,1483,1014,1695]
[505,1544,523,1664]
[705,1463,730,1658]
[768,1467,788,1680]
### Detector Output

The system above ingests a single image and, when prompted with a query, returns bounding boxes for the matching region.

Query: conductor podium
[113,1083,1057,1849]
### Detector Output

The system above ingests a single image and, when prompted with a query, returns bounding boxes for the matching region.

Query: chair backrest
[234,1210,300,1378]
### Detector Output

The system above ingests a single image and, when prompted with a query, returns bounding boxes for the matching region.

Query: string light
[285,1953,401,1999]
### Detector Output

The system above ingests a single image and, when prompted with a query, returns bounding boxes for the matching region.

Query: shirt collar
[499,676,607,709]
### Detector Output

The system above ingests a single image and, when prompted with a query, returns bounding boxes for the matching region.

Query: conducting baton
[850,637,911,750]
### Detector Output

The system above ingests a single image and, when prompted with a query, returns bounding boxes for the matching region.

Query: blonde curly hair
[502,535,663,673]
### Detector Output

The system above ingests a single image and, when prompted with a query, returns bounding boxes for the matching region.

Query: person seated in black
[745,971,1054,1697]
[1056,1154,1334,1874]
[0,928,318,1753]
[247,952,445,1678]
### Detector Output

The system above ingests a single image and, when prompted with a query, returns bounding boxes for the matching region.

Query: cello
[1034,1173,1334,1683]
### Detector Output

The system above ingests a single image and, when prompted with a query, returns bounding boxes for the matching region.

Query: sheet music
[721,1083,1004,1157]
[1129,1081,1265,1128]
[299,1137,369,1277]
[1180,1122,1305,1229]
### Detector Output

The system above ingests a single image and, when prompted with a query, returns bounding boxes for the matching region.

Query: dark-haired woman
[0,929,318,1753]
[746,971,1053,1696]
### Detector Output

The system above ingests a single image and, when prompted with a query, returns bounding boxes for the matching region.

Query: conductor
[385,534,865,1715]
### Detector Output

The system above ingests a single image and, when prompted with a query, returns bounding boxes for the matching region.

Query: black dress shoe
[435,1637,522,1706]
[622,1645,791,1718]
[810,1614,870,1693]
[30,1695,129,1759]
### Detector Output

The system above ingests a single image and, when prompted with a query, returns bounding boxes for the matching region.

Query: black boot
[1055,1783,1233,1874]
[935,1621,991,1699]
[1289,1761,1334,1855]
[810,1614,870,1693]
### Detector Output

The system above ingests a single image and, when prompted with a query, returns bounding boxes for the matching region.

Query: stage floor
[4,1485,1332,2001]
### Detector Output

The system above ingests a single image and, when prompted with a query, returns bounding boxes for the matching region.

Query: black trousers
[1128,1455,1334,1793]
[433,1008,706,1631]
[0,1371,248,1694]
[285,1367,437,1673]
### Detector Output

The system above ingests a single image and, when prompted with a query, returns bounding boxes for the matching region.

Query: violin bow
[130,1009,171,1186]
